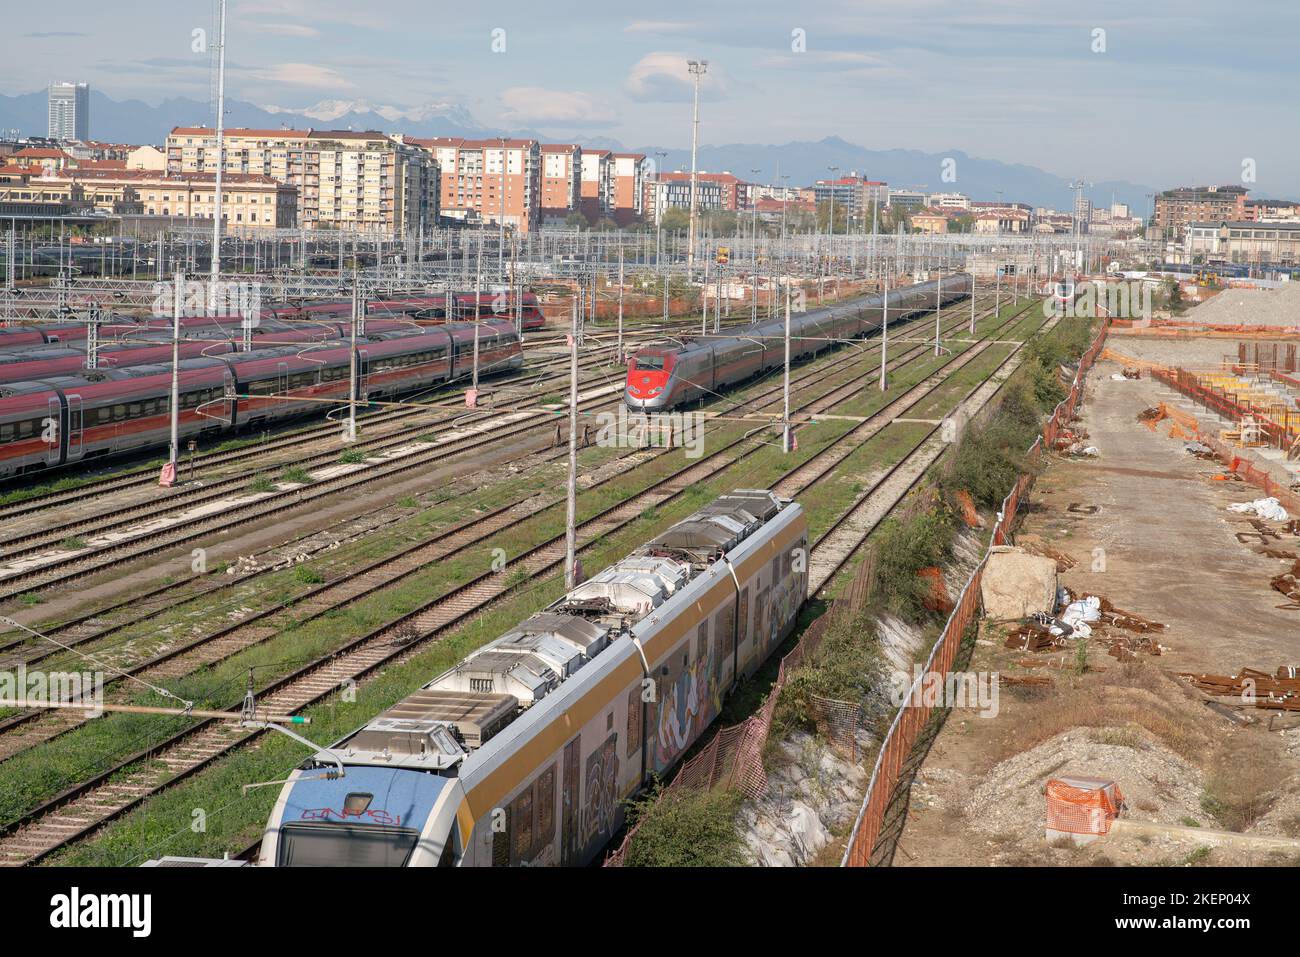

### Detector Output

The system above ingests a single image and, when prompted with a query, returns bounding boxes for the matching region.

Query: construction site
[878,281,1300,869]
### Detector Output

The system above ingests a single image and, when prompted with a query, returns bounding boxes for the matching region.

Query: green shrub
[248,475,276,493]
[778,610,884,733]
[281,466,312,485]
[871,506,955,619]
[293,565,324,585]
[338,448,367,464]
[621,785,746,867]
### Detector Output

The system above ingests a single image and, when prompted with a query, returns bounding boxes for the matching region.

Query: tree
[659,207,690,232]
[564,211,587,229]
[815,200,848,234]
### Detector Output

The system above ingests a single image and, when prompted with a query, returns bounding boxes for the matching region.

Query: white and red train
[0,319,522,478]
[625,273,973,410]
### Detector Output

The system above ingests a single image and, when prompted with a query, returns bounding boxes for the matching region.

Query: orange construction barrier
[1045,776,1125,837]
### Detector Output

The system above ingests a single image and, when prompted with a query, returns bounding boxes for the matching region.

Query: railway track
[0,296,1007,694]
[0,294,977,597]
[0,339,630,528]
[0,296,1043,865]
[0,299,869,525]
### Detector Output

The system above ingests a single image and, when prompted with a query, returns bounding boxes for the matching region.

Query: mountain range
[0,88,1157,212]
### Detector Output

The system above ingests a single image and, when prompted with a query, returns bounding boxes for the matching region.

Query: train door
[66,394,84,462]
[45,397,61,466]
[560,735,581,866]
[358,349,370,400]
[276,362,288,407]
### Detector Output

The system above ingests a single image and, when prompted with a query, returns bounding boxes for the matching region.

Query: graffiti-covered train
[257,489,807,867]
[625,273,973,410]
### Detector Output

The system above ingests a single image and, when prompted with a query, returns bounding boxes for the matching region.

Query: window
[625,685,643,757]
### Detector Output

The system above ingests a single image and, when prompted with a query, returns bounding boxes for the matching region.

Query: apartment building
[1186,220,1300,267]
[579,149,612,222]
[1154,185,1249,238]
[811,174,887,224]
[8,168,296,228]
[165,127,438,235]
[609,153,648,225]
[643,170,750,224]
[48,82,89,141]
[540,143,581,223]
[413,137,539,233]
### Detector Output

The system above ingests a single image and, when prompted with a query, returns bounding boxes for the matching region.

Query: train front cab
[625,348,675,410]
[261,759,466,867]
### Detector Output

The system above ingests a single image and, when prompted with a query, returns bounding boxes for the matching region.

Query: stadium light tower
[685,59,708,275]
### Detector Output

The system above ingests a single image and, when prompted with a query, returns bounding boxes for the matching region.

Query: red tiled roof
[13,147,70,159]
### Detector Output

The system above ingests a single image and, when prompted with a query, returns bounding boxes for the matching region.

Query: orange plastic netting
[1046,779,1125,835]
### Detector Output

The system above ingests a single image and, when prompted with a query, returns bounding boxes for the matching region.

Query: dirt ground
[894,348,1300,867]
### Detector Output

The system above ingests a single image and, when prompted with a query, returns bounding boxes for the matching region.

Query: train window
[625,686,643,758]
[113,404,127,422]
[636,355,666,370]
[696,621,708,662]
[0,424,11,442]
[128,402,142,419]
[770,557,781,584]
[536,765,556,852]
[739,588,749,645]
[69,410,81,432]
[512,787,534,863]
[716,607,735,664]
[96,408,110,425]
[490,806,511,867]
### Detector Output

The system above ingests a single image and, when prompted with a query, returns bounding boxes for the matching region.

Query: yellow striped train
[257,489,808,867]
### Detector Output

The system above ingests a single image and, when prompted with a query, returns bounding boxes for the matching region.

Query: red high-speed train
[0,319,523,478]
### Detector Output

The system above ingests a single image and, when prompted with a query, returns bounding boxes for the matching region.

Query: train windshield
[277,823,419,867]
[635,355,667,371]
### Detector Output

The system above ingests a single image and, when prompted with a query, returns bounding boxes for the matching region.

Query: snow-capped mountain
[263,98,482,129]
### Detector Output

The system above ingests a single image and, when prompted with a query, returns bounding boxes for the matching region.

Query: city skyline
[4,0,1296,197]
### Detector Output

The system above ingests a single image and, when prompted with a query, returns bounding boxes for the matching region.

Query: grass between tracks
[18,296,1029,863]
[621,302,1104,866]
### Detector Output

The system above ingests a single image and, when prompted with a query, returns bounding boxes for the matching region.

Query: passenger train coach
[626,273,973,410]
[0,319,522,478]
[259,489,807,867]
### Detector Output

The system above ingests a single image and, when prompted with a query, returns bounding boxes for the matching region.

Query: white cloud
[250,62,355,90]
[499,87,617,128]
[624,52,727,103]
[624,20,699,35]
[256,22,322,38]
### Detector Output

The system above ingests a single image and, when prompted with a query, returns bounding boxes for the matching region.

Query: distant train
[0,317,433,385]
[258,488,807,867]
[625,274,973,410]
[0,319,522,478]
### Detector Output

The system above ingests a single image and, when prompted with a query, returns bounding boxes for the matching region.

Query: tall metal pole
[564,297,580,590]
[498,139,508,276]
[168,271,183,467]
[346,275,358,443]
[880,266,889,391]
[934,260,942,356]
[969,272,976,335]
[782,281,792,453]
[617,248,624,362]
[210,0,227,286]
[685,60,708,275]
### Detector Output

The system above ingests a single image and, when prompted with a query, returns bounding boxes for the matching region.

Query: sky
[6,0,1299,193]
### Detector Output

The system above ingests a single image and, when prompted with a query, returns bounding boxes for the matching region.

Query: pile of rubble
[1004,591,1168,661]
